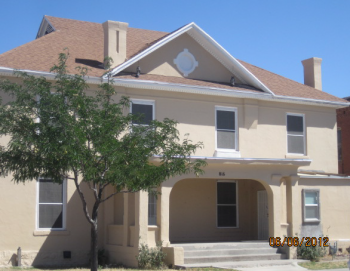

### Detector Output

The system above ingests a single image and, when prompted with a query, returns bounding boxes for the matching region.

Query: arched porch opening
[169,178,272,243]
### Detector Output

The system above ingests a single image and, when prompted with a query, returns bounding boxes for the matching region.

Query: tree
[0,51,206,271]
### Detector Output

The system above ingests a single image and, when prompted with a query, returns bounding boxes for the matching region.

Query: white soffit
[104,22,274,95]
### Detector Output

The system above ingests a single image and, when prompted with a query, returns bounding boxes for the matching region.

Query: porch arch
[168,177,273,243]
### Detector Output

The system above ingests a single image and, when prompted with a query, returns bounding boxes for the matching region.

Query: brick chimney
[301,57,322,91]
[102,20,128,67]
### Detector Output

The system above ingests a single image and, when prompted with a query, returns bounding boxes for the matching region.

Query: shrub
[297,243,326,262]
[137,241,167,269]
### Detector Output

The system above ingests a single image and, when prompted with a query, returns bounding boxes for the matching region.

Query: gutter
[0,67,348,108]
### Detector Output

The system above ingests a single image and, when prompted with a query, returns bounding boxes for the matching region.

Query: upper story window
[287,113,305,155]
[338,128,342,162]
[37,178,66,230]
[215,106,238,151]
[131,99,155,125]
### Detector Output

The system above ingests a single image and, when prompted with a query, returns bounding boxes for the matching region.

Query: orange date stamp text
[269,237,329,247]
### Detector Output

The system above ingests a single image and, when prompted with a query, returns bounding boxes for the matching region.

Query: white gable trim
[104,22,274,95]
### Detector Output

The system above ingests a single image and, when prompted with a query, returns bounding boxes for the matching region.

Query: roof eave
[0,67,347,108]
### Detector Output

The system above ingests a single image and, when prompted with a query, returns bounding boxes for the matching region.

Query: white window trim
[215,106,239,156]
[216,180,239,228]
[286,113,306,156]
[303,189,320,223]
[130,99,155,126]
[36,178,67,231]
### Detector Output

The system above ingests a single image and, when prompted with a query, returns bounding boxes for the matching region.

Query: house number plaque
[219,172,225,176]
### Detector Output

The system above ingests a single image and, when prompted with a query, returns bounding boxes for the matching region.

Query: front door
[257,190,269,240]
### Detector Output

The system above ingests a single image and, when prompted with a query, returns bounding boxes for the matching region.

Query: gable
[123,33,237,84]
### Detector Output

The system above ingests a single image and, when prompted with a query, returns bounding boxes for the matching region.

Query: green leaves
[0,52,206,191]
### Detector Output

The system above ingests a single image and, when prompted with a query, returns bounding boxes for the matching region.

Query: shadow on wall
[28,181,100,268]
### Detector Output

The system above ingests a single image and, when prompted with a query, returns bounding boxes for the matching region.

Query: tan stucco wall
[110,85,338,173]
[0,72,344,267]
[169,178,265,242]
[297,177,350,240]
[125,33,235,84]
[0,174,104,266]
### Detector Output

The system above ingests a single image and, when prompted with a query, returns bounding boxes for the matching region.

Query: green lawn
[298,260,348,270]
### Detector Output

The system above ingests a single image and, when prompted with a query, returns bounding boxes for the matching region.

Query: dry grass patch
[298,260,348,270]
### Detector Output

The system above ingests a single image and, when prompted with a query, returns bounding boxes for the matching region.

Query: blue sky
[0,0,349,99]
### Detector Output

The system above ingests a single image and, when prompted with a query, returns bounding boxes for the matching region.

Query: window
[131,99,155,125]
[216,106,237,150]
[148,192,157,226]
[287,114,305,155]
[37,178,66,230]
[217,181,237,227]
[338,128,342,162]
[303,189,320,222]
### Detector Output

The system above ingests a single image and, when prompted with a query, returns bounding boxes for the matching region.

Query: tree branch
[73,171,94,225]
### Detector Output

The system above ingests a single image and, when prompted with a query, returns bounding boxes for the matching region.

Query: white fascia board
[151,155,312,166]
[299,174,350,180]
[187,24,274,95]
[0,67,348,108]
[105,22,195,79]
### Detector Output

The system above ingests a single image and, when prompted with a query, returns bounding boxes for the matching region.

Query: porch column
[122,193,129,247]
[134,191,149,247]
[287,175,300,236]
[270,174,283,238]
[160,185,171,246]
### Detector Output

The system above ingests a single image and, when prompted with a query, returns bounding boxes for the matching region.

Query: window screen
[216,109,236,150]
[132,103,153,125]
[38,179,64,229]
[148,192,157,226]
[217,182,237,227]
[287,115,305,154]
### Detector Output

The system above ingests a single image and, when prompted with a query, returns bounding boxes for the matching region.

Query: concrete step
[184,253,287,264]
[172,241,273,251]
[184,247,279,257]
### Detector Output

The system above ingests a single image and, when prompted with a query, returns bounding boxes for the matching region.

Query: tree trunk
[91,222,98,271]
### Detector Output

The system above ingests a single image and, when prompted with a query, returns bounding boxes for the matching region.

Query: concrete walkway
[178,258,350,271]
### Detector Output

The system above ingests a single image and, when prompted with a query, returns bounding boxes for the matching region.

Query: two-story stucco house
[1,16,350,267]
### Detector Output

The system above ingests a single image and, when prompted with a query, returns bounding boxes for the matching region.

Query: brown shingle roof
[238,60,346,103]
[0,16,346,104]
[0,16,168,77]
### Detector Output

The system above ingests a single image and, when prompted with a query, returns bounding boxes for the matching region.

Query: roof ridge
[45,15,169,34]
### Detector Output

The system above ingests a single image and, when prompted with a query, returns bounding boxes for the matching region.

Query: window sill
[33,230,70,236]
[285,154,309,159]
[215,150,241,158]
[148,225,158,230]
[303,219,320,224]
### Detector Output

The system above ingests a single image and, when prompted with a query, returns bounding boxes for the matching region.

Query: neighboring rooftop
[0,15,347,104]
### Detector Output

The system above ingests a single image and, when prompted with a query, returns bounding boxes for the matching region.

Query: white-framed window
[215,106,238,151]
[287,113,305,155]
[148,191,157,226]
[217,180,238,228]
[130,99,155,125]
[36,178,66,230]
[303,189,320,223]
